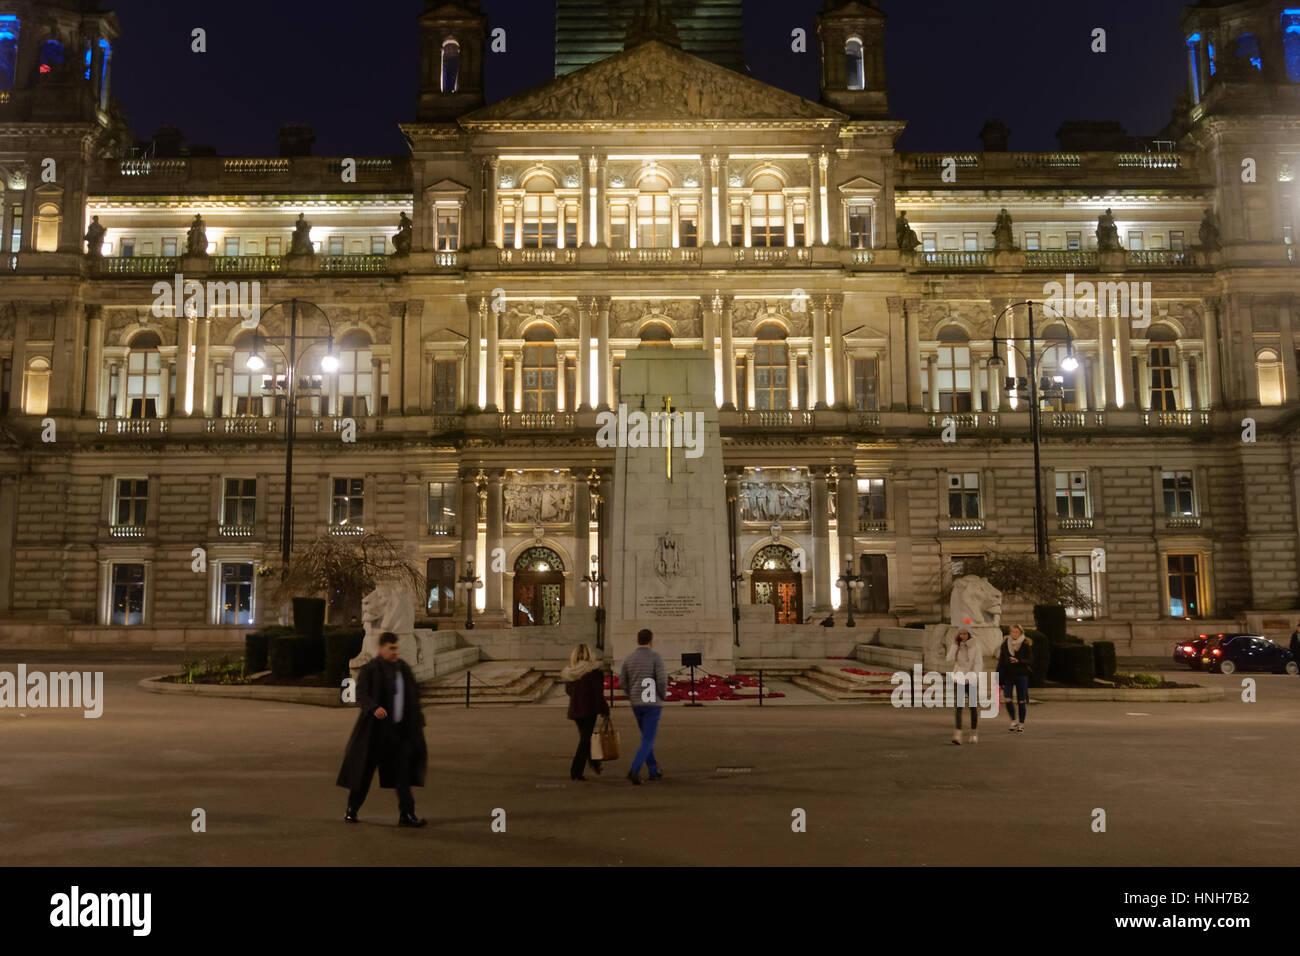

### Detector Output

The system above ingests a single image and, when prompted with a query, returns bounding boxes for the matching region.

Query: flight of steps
[855,626,927,671]
[788,662,897,702]
[408,628,480,681]
[421,659,555,704]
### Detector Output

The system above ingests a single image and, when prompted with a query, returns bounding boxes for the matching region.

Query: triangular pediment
[425,178,470,194]
[839,175,882,191]
[462,41,847,125]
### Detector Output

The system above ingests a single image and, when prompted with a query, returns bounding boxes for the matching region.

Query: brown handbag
[591,714,620,762]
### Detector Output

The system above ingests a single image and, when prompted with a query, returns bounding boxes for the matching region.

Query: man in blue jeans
[619,628,668,785]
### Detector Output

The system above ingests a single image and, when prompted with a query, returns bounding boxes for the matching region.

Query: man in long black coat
[337,631,428,827]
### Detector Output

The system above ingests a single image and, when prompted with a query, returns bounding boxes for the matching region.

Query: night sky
[106,0,1190,157]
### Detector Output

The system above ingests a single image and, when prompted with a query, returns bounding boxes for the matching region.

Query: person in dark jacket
[561,643,609,781]
[337,632,428,826]
[997,624,1033,733]
[1290,628,1300,661]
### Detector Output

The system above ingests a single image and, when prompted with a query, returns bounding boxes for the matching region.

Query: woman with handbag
[561,643,609,781]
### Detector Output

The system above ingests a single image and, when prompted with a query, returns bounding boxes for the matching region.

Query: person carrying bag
[561,643,610,781]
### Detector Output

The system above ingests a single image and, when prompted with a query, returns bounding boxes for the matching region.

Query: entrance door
[512,546,566,626]
[752,571,802,623]
[860,554,889,614]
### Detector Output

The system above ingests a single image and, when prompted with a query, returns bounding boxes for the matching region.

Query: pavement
[1,655,1297,866]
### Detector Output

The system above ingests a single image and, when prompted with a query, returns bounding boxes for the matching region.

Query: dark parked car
[1202,635,1299,675]
[1173,633,1243,669]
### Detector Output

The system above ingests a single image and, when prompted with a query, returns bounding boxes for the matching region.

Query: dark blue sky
[106,0,1190,156]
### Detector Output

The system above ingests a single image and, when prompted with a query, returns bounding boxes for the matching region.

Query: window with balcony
[921,232,936,252]
[1128,231,1143,250]
[327,236,345,255]
[729,201,744,246]
[8,202,22,252]
[963,232,978,252]
[370,235,387,255]
[232,331,271,417]
[221,478,256,533]
[336,329,381,417]
[1148,333,1180,411]
[34,202,60,252]
[1024,231,1040,251]
[1170,230,1185,251]
[791,201,807,246]
[934,326,974,412]
[857,478,886,529]
[523,177,559,248]
[752,323,789,410]
[23,356,50,415]
[1162,470,1196,517]
[522,325,558,412]
[947,472,981,520]
[126,331,162,418]
[219,562,255,626]
[1055,470,1090,519]
[331,477,364,530]
[610,203,629,248]
[266,236,282,255]
[224,237,240,257]
[749,175,787,248]
[436,207,460,251]
[679,202,699,247]
[426,481,457,535]
[1066,231,1081,250]
[109,563,145,625]
[853,357,878,411]
[433,358,458,413]
[114,478,148,531]
[637,175,671,248]
[162,237,178,257]
[501,202,516,248]
[1256,348,1284,405]
[847,203,872,249]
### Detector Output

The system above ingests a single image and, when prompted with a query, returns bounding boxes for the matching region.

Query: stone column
[1077,358,1090,411]
[485,470,504,615]
[484,157,498,247]
[719,157,730,245]
[1179,350,1193,410]
[459,470,480,609]
[811,466,831,612]
[1282,298,1298,404]
[812,297,827,408]
[174,314,194,416]
[370,357,382,417]
[158,361,171,418]
[512,348,524,411]
[927,355,939,412]
[725,467,742,594]
[819,151,832,245]
[485,305,499,412]
[1237,295,1259,406]
[836,467,857,599]
[115,363,127,418]
[466,298,482,411]
[1203,298,1222,408]
[808,156,820,247]
[222,361,234,416]
[85,306,104,417]
[787,348,799,409]
[702,156,715,246]
[744,350,755,409]
[577,298,592,410]
[574,475,591,605]
[596,296,611,410]
[720,295,736,409]
[828,294,845,408]
[701,294,717,381]
[989,359,1003,412]
[194,316,211,417]
[585,154,597,246]
[1115,305,1135,409]
[556,350,567,411]
[597,157,609,247]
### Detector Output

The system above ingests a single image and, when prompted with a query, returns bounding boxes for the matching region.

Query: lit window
[441,39,460,93]
[637,175,671,248]
[845,37,865,90]
[753,324,789,410]
[946,473,981,519]
[436,207,460,250]
[521,325,557,411]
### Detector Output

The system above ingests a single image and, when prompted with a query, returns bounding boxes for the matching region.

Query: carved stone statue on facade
[992,208,1016,251]
[1095,208,1121,252]
[290,213,314,255]
[392,211,413,256]
[1198,207,1221,252]
[83,216,105,258]
[185,214,208,256]
[896,211,919,253]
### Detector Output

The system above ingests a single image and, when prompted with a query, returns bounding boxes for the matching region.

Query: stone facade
[1,0,1299,653]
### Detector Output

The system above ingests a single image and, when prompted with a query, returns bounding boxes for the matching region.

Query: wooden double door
[513,571,565,626]
[751,571,803,624]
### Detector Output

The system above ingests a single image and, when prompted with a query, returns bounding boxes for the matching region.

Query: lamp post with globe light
[836,556,866,627]
[457,558,482,630]
[985,300,1079,568]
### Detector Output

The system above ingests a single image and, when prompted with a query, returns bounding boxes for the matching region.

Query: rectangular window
[219,562,255,626]
[266,237,282,255]
[735,357,747,408]
[857,478,886,522]
[678,203,699,247]
[221,477,256,528]
[564,356,576,411]
[223,237,239,257]
[1162,471,1196,516]
[501,203,515,248]
[331,477,364,528]
[426,481,457,534]
[847,203,872,249]
[120,238,136,258]
[797,355,808,409]
[1188,357,1199,409]
[950,553,983,577]
[853,357,878,411]
[1,358,10,414]
[1054,470,1090,518]
[1060,554,1096,619]
[947,472,981,519]
[434,359,458,413]
[610,204,629,248]
[162,237,178,257]
[436,207,460,251]
[1024,232,1041,251]
[328,236,345,255]
[749,192,785,247]
[1149,233,1165,250]
[963,232,978,252]
[1169,230,1185,251]
[1166,553,1201,618]
[730,202,744,246]
[1128,231,1143,250]
[1066,231,1081,250]
[637,194,671,248]
[921,232,937,252]
[564,205,578,248]
[10,204,23,252]
[114,478,148,528]
[370,235,387,255]
[426,557,456,616]
[1149,346,1179,410]
[503,357,515,410]
[791,201,806,246]
[613,359,622,404]
[110,563,146,625]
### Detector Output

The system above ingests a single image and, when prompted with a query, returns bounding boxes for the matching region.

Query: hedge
[245,625,294,673]
[324,627,365,686]
[270,636,313,678]
[1093,640,1118,680]
[1056,644,1096,685]
[1033,605,1067,645]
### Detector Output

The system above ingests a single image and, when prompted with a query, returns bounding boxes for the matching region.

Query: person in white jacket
[946,628,983,745]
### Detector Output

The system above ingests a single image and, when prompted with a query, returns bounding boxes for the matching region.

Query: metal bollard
[759,669,764,707]
[466,670,471,708]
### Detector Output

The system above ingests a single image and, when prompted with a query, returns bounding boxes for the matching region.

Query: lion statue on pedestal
[924,575,1005,669]
[349,582,416,673]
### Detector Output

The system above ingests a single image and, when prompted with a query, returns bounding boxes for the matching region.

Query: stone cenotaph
[607,348,734,671]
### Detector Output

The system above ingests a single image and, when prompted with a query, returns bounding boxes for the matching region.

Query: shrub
[244,633,268,672]
[1033,605,1067,644]
[1057,644,1096,685]
[324,626,365,686]
[270,636,313,678]
[1093,641,1118,680]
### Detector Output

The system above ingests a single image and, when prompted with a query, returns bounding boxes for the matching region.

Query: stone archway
[512,546,565,626]
[750,544,802,624]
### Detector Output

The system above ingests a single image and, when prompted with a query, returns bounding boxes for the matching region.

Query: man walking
[337,632,428,826]
[619,628,668,785]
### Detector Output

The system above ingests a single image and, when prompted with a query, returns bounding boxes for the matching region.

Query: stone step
[414,628,458,654]
[423,674,554,704]
[422,660,553,703]
[789,672,895,702]
[735,658,855,678]
[856,643,922,670]
[871,627,930,651]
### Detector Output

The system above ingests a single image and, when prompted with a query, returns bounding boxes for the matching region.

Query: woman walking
[998,624,1033,732]
[947,628,983,745]
[561,643,608,781]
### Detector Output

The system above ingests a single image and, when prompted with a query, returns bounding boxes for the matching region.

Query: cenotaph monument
[606,348,734,670]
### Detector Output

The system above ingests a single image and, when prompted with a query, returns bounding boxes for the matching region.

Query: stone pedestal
[608,349,734,671]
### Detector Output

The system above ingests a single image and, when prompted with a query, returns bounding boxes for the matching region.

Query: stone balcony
[95,155,411,193]
[897,150,1203,188]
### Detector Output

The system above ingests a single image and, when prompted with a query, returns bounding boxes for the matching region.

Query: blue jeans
[1002,674,1029,722]
[629,705,662,777]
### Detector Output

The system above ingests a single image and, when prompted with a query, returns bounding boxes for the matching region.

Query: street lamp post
[987,300,1078,568]
[457,558,481,630]
[836,556,866,627]
[581,554,606,650]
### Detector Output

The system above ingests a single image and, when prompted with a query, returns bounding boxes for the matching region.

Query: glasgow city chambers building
[0,0,1298,657]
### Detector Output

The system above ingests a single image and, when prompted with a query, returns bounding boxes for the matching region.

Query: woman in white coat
[946,628,983,745]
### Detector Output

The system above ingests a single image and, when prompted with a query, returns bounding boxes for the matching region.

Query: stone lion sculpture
[924,575,1005,669]
[349,581,416,670]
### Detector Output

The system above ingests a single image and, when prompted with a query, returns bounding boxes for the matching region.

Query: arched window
[1256,348,1284,405]
[34,202,60,252]
[0,24,17,91]
[752,544,795,571]
[336,329,376,417]
[750,173,785,247]
[1147,325,1180,411]
[231,330,269,417]
[522,325,557,412]
[753,323,789,410]
[23,357,50,415]
[637,173,671,248]
[1039,326,1078,410]
[522,175,559,248]
[515,546,564,573]
[126,331,162,418]
[639,322,672,347]
[1236,33,1263,71]
[441,39,460,93]
[935,326,972,412]
[845,37,865,91]
[1187,33,1205,103]
[97,38,111,110]
[39,38,63,74]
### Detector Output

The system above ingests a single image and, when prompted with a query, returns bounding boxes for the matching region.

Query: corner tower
[417,0,487,121]
[816,0,889,119]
